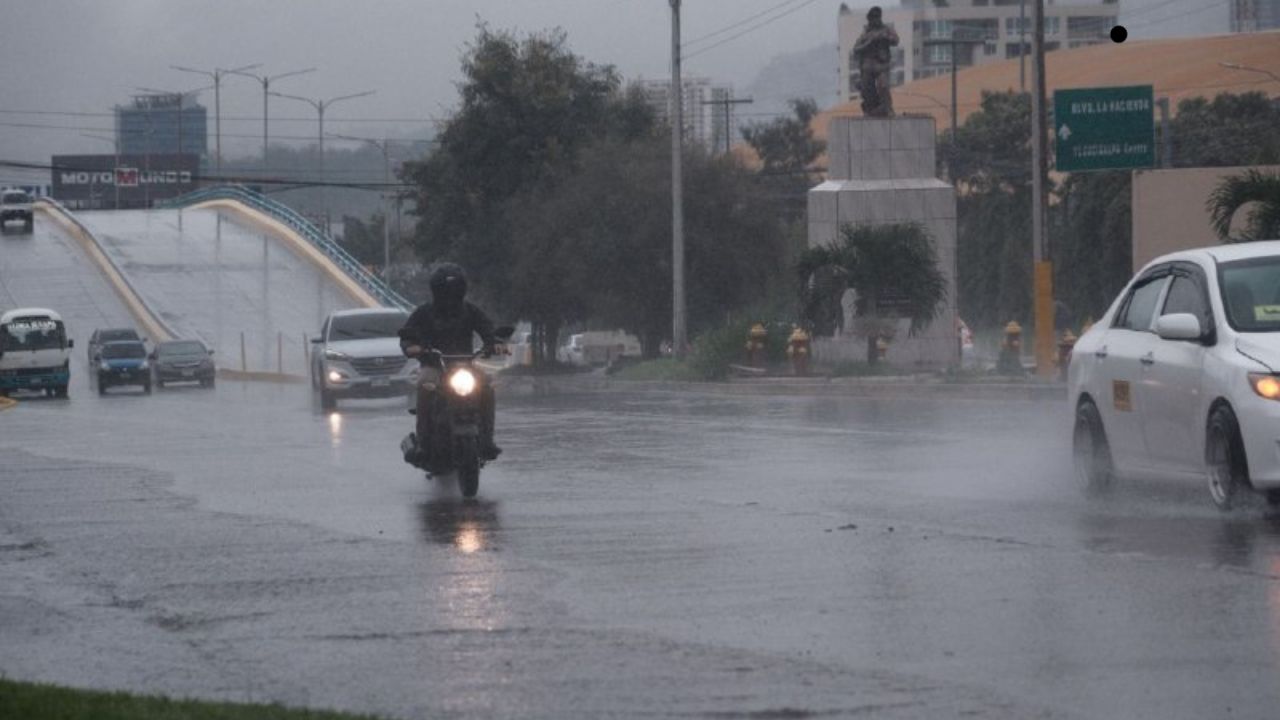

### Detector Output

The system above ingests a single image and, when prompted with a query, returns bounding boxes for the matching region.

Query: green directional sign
[1053,85,1155,173]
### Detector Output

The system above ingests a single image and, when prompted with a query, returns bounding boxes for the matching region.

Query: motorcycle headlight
[448,368,477,396]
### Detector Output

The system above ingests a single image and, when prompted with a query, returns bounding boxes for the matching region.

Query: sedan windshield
[1220,256,1280,332]
[101,343,146,359]
[329,313,407,340]
[158,341,207,357]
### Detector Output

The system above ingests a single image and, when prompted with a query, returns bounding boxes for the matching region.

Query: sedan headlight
[448,368,477,396]
[1249,372,1280,400]
[99,361,110,371]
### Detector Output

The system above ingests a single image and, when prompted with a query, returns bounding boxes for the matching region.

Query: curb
[217,369,307,384]
[0,397,18,412]
[498,374,1067,402]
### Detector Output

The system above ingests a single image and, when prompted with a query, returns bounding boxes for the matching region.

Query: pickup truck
[0,189,34,233]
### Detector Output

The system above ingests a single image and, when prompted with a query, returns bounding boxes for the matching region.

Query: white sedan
[1069,240,1280,510]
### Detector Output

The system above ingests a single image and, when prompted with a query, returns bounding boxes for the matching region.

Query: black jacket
[398,301,496,356]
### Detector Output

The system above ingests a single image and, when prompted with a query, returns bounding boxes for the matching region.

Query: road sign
[1053,85,1155,173]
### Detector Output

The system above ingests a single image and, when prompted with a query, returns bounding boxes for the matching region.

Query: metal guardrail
[161,185,412,310]
[35,197,181,341]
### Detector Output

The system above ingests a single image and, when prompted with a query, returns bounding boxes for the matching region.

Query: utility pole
[1031,0,1054,377]
[701,95,753,155]
[671,0,687,358]
[1019,0,1027,92]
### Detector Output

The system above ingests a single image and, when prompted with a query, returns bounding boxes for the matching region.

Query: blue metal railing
[162,185,412,310]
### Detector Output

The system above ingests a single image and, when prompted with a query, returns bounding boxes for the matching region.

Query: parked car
[88,327,143,365]
[96,340,150,394]
[310,308,415,410]
[151,339,216,388]
[1069,240,1280,510]
[557,330,641,366]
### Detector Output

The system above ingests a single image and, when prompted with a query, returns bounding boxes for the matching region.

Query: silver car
[310,308,415,410]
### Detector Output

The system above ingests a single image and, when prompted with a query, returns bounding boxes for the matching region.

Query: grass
[609,358,703,381]
[0,679,386,720]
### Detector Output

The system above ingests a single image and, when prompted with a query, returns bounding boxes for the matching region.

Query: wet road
[3,378,1280,719]
[77,208,363,375]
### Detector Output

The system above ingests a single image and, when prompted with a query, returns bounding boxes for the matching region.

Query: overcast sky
[0,0,1227,176]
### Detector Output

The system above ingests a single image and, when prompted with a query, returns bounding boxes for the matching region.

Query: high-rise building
[115,93,208,159]
[640,77,738,151]
[1231,0,1280,31]
[838,0,1121,103]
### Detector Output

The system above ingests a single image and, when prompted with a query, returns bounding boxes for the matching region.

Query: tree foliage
[1207,169,1280,242]
[741,98,825,176]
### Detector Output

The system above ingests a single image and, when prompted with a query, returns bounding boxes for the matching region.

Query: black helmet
[429,262,468,310]
[867,6,882,20]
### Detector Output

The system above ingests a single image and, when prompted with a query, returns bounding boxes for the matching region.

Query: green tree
[796,223,946,365]
[404,25,621,314]
[741,98,825,176]
[1169,92,1280,168]
[1207,169,1280,242]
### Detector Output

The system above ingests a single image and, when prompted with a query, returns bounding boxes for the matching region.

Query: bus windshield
[1,318,66,351]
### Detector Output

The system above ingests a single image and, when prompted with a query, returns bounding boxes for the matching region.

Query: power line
[683,0,807,48]
[684,0,822,61]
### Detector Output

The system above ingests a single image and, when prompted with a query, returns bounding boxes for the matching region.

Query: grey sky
[0,0,1227,177]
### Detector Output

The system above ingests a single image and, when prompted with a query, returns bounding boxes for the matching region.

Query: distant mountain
[744,43,840,126]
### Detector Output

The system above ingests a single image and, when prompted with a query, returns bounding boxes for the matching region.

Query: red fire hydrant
[786,325,811,376]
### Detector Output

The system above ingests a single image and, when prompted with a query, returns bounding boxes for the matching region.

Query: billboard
[50,154,200,209]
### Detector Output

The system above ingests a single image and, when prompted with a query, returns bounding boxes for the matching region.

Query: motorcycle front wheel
[456,436,480,498]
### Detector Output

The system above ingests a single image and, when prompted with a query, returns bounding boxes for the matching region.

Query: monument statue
[853,6,899,118]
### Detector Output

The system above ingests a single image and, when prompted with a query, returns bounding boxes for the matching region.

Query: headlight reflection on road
[328,411,342,447]
[455,522,485,553]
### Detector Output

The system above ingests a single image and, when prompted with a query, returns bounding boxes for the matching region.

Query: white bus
[0,308,73,397]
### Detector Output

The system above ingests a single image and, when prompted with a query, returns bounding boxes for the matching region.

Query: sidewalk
[497,371,1067,402]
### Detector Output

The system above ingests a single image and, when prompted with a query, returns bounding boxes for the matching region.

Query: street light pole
[271,90,376,232]
[670,0,687,359]
[172,62,261,178]
[922,27,986,180]
[329,132,394,280]
[226,67,316,175]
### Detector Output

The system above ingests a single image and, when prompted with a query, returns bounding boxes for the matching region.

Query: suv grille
[350,356,406,375]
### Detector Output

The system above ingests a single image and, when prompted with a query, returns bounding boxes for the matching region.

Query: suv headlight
[1249,372,1280,400]
[448,368,477,396]
[324,349,349,361]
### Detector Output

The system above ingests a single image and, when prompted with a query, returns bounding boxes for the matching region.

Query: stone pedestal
[807,115,958,368]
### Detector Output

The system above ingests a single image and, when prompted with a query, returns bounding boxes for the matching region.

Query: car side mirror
[67,339,74,348]
[208,349,215,355]
[310,337,324,344]
[148,352,155,360]
[1156,313,1202,342]
[495,326,516,341]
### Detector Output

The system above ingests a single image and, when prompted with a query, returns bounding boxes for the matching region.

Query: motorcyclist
[398,262,502,461]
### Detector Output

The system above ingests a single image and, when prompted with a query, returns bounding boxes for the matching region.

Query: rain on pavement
[4,208,1280,719]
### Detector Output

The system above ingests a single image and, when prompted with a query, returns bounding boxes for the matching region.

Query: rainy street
[4,365,1280,718]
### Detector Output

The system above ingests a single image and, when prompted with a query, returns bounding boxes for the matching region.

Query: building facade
[1231,0,1280,31]
[639,77,737,152]
[838,0,1121,103]
[115,93,208,159]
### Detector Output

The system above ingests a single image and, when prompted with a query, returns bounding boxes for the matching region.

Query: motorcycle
[400,327,513,498]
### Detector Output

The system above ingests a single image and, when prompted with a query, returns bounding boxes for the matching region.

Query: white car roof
[1142,241,1280,272]
[326,307,407,319]
[0,307,63,324]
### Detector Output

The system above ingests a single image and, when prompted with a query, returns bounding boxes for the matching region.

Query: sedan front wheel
[1206,405,1248,511]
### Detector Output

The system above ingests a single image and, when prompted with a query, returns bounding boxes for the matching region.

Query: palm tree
[797,222,947,365]
[1207,169,1280,243]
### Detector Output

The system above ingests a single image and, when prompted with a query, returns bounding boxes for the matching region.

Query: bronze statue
[853,6,899,117]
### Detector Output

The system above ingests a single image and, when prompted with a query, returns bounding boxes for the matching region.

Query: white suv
[1069,240,1280,510]
[310,308,415,410]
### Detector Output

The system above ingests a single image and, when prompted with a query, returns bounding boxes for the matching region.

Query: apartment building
[838,0,1121,103]
[639,77,737,151]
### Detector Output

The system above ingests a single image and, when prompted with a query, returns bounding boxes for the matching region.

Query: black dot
[1110,25,1127,43]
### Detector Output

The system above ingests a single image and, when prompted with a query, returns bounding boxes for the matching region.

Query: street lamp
[225,67,316,174]
[269,90,375,232]
[922,25,988,181]
[328,132,394,279]
[171,62,261,178]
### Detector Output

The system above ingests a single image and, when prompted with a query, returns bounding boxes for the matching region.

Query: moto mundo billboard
[51,154,200,209]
